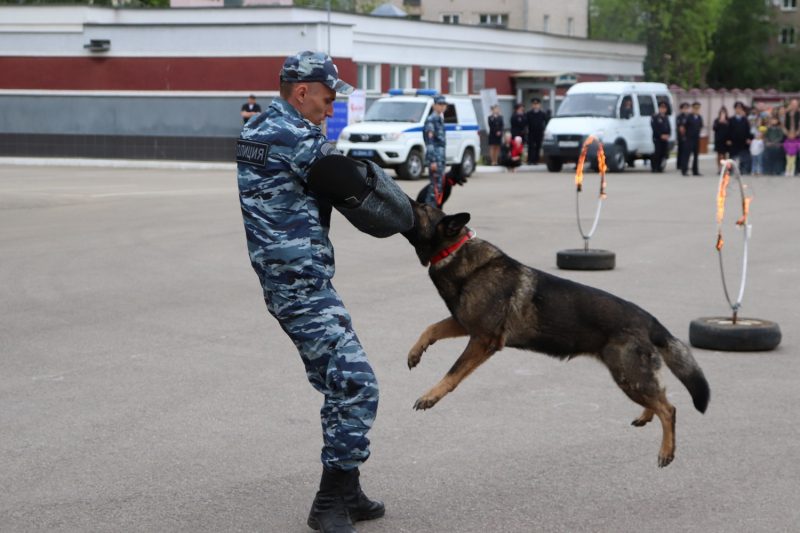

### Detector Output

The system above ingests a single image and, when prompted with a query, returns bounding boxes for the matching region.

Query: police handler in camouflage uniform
[236,51,384,533]
[423,95,448,207]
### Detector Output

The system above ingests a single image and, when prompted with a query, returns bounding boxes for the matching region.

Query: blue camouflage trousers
[426,157,446,207]
[263,280,378,471]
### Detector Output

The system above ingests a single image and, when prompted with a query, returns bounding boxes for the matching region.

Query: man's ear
[294,83,310,103]
[439,212,470,237]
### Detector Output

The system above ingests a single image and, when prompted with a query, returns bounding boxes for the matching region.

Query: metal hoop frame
[716,159,753,323]
[574,136,607,251]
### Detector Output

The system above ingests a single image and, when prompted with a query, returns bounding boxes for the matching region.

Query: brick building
[0,4,644,161]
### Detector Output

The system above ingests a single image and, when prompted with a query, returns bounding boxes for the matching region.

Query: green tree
[589,0,728,89]
[706,0,775,89]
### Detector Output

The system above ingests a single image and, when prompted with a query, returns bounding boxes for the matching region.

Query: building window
[449,68,467,94]
[543,15,550,33]
[780,26,797,45]
[357,64,381,93]
[479,14,509,27]
[419,67,441,91]
[472,69,484,92]
[403,0,420,5]
[441,13,460,24]
[567,17,574,36]
[782,0,797,10]
[390,65,411,89]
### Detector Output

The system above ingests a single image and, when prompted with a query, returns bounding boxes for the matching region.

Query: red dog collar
[430,230,474,265]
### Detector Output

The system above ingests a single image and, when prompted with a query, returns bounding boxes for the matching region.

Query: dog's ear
[439,212,471,237]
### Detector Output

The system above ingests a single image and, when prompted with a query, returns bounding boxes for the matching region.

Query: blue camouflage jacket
[237,97,336,291]
[423,112,446,164]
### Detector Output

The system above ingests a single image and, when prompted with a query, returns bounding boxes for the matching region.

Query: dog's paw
[407,345,426,370]
[631,418,649,427]
[658,454,674,468]
[413,394,440,411]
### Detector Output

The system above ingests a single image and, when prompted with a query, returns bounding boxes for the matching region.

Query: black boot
[344,467,385,523]
[307,467,356,533]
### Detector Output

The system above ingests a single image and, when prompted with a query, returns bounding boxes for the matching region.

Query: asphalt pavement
[2,157,799,533]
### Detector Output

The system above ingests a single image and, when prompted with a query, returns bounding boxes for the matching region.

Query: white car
[542,82,676,172]
[336,90,481,180]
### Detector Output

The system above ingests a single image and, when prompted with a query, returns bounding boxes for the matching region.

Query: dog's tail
[660,337,710,413]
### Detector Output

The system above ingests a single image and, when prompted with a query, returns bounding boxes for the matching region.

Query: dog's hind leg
[603,342,677,467]
[408,317,469,370]
[413,334,503,410]
[631,408,654,427]
[649,390,677,468]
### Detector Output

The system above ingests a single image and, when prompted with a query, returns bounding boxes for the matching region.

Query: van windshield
[557,94,620,118]
[365,101,428,122]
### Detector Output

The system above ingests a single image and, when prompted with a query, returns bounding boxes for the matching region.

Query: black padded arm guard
[307,155,414,238]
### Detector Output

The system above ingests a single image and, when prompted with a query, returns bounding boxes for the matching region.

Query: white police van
[542,82,676,173]
[336,89,481,180]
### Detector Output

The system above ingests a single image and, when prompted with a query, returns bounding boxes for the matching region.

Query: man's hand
[661,134,669,140]
[430,162,438,172]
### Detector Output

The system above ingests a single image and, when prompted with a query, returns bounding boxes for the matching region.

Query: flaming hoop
[715,159,754,324]
[575,136,608,251]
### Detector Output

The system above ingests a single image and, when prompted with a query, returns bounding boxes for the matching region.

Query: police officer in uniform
[682,102,704,176]
[236,51,384,533]
[510,102,527,142]
[650,101,671,173]
[487,104,504,165]
[424,95,448,207]
[525,98,548,164]
[676,102,690,170]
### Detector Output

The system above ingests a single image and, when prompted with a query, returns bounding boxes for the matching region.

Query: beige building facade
[382,0,588,37]
[770,0,799,51]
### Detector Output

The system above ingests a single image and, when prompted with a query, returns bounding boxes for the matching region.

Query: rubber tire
[453,148,475,178]
[556,249,615,270]
[606,144,626,173]
[546,156,563,173]
[397,148,424,181]
[689,317,782,352]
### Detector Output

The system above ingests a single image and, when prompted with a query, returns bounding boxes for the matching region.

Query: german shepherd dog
[402,201,710,467]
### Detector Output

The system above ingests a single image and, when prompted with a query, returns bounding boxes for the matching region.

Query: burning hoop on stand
[557,136,616,270]
[689,159,781,351]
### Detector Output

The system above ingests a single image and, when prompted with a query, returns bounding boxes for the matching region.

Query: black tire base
[556,249,616,270]
[689,317,782,352]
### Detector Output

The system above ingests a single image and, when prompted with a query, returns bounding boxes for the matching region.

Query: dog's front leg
[408,316,468,369]
[414,334,504,410]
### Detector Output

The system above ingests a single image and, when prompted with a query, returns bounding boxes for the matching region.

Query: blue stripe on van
[403,125,480,133]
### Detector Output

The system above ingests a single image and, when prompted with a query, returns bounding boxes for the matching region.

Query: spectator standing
[764,116,786,175]
[676,103,690,170]
[750,128,765,176]
[487,105,504,166]
[783,99,800,177]
[424,95,449,206]
[241,94,262,124]
[681,102,703,176]
[727,101,753,174]
[713,107,729,173]
[510,102,527,142]
[525,98,548,164]
[650,101,670,173]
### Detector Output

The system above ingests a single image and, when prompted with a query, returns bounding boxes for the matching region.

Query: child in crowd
[750,128,765,176]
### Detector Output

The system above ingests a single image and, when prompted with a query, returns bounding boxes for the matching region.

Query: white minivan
[336,90,481,180]
[542,82,676,172]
